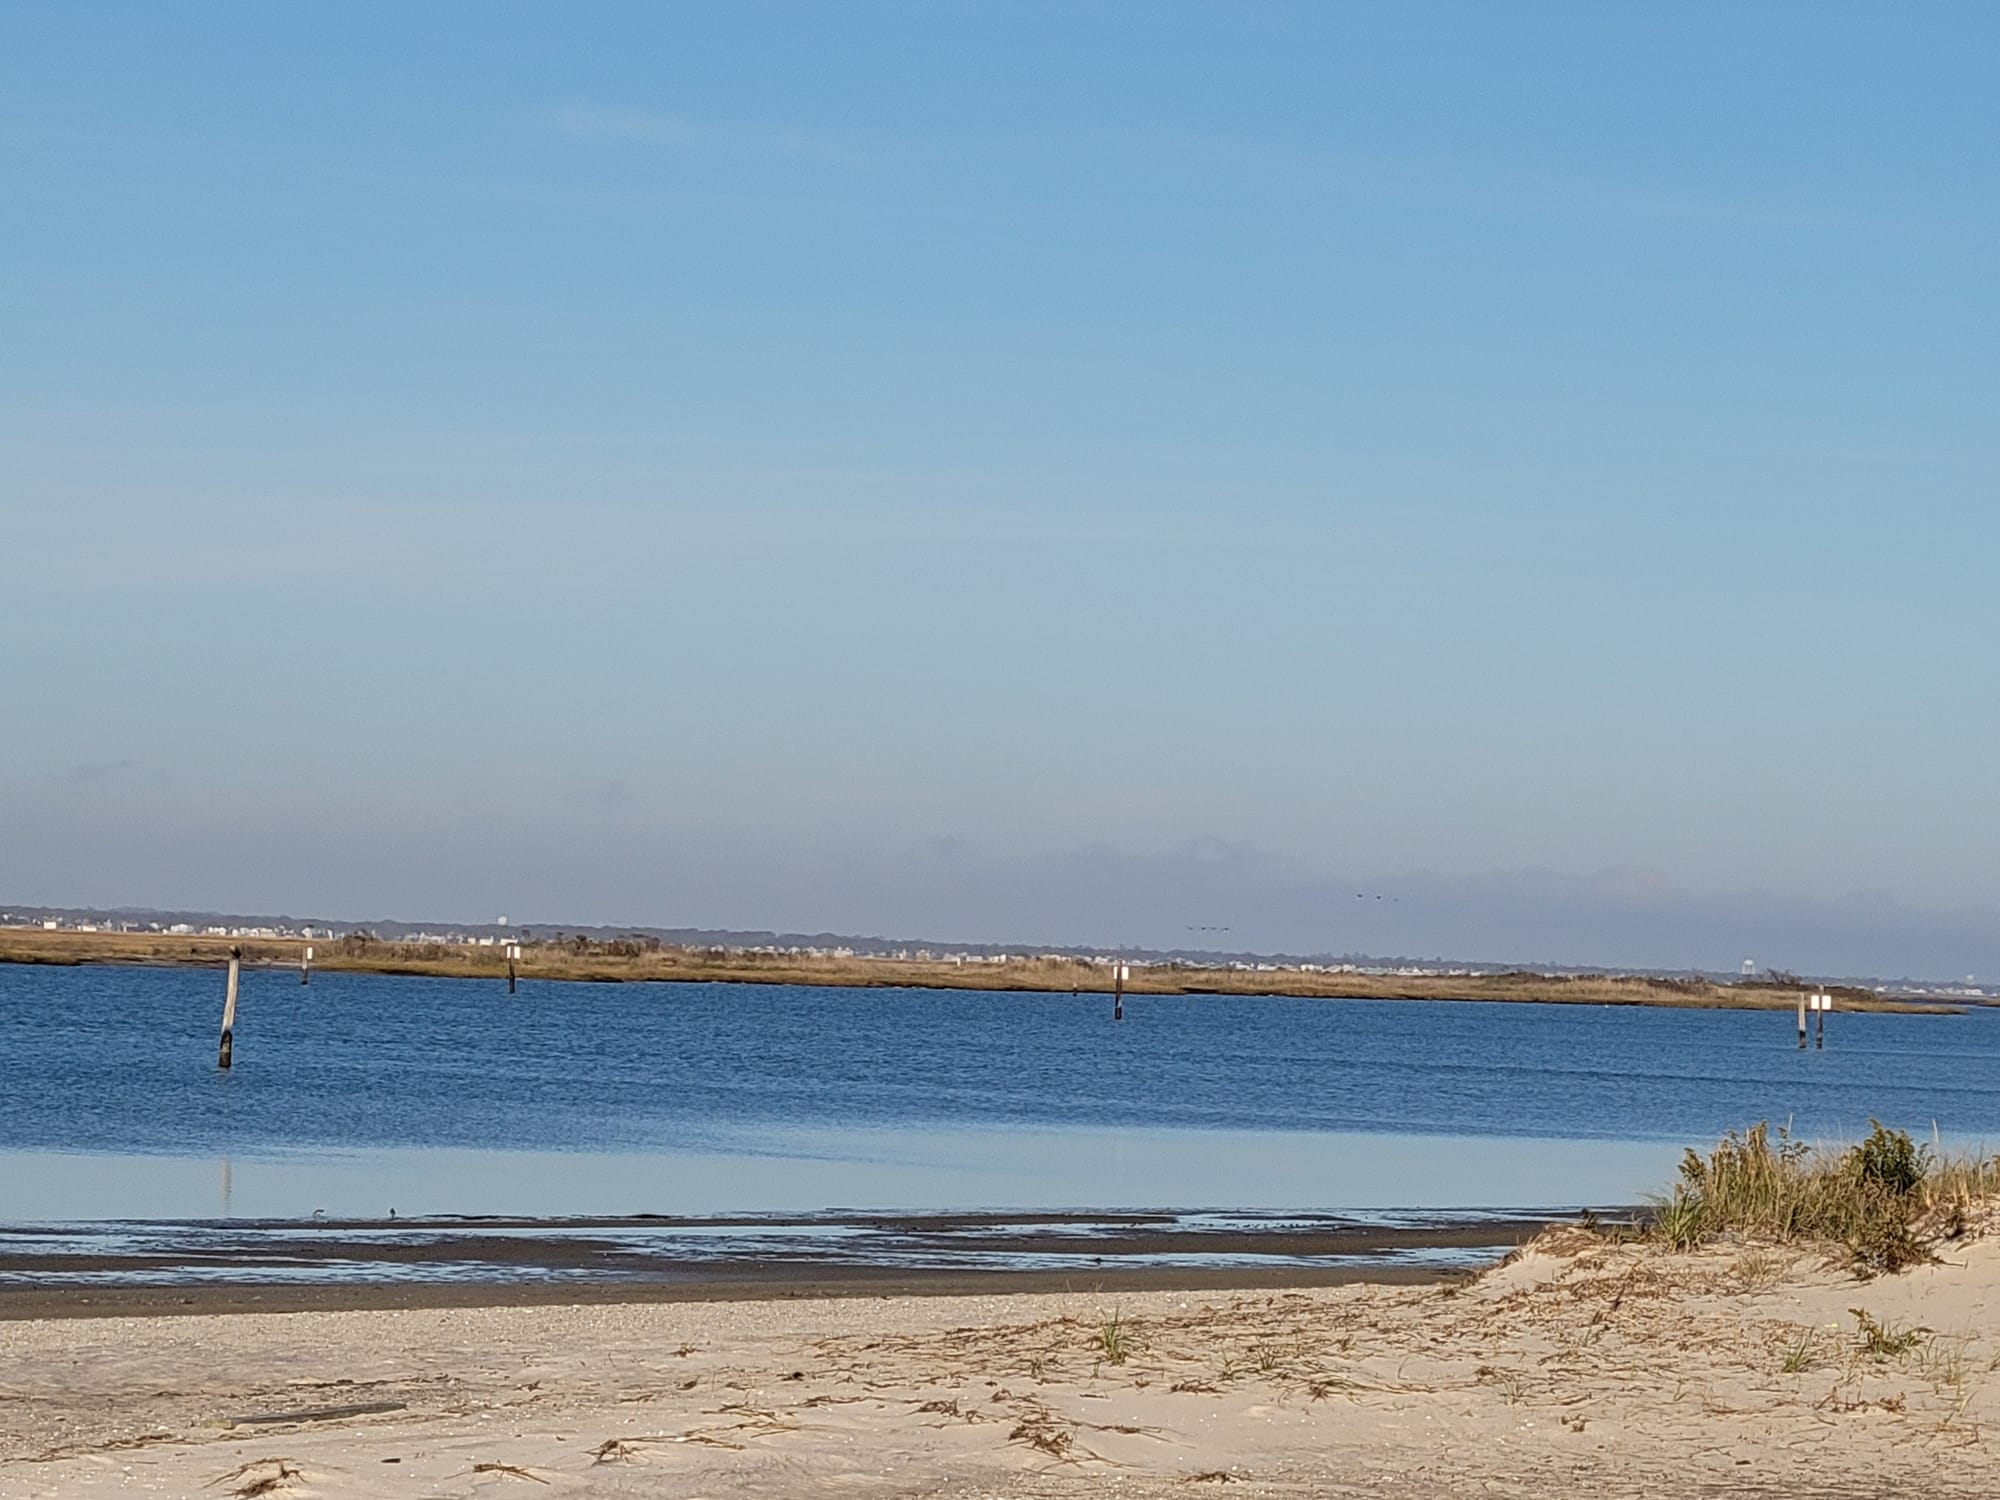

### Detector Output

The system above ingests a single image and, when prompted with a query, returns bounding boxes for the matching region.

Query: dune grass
[1647,1121,2000,1276]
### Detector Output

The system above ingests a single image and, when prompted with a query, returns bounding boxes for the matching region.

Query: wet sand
[0,1212,1550,1320]
[0,1263,1464,1321]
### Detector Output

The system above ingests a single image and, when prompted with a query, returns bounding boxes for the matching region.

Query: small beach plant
[1852,1307,1926,1358]
[1780,1328,1817,1373]
[1652,1190,1703,1252]
[1096,1310,1138,1366]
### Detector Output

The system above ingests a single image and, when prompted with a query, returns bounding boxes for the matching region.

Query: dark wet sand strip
[0,1212,1573,1318]
[0,1260,1480,1320]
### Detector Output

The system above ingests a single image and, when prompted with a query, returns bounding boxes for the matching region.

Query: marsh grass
[0,929,1958,1012]
[1645,1121,2000,1276]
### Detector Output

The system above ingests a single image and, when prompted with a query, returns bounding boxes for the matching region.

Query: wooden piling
[218,947,241,1069]
[1113,962,1125,1022]
[507,942,519,994]
[1816,992,1826,1050]
[300,944,312,986]
[1797,990,1807,1049]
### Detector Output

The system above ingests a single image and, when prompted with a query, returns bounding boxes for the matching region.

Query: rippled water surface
[1,964,1992,1219]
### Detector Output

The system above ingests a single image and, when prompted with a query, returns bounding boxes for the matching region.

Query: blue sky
[4,4,1997,975]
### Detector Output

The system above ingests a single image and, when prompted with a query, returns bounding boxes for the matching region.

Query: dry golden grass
[0,927,1953,1013]
[1646,1122,2000,1276]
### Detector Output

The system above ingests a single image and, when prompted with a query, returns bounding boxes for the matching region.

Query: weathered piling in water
[300,944,312,986]
[506,941,520,994]
[1113,962,1126,1022]
[218,947,242,1069]
[1797,990,1807,1049]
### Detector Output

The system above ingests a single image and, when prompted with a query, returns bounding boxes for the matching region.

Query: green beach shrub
[1851,1119,1930,1197]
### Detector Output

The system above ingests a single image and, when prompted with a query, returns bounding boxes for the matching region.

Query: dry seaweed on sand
[468,1460,551,1482]
[223,1399,407,1427]
[205,1458,304,1497]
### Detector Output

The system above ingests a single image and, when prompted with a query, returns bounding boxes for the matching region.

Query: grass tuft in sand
[1645,1121,2000,1276]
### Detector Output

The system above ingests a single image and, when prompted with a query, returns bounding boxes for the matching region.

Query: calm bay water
[2,964,1995,1220]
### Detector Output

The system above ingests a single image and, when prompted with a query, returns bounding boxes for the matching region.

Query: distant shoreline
[0,927,1961,1014]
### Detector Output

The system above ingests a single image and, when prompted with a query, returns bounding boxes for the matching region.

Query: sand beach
[7,1227,2000,1498]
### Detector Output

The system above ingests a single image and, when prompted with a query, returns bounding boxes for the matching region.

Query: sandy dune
[7,1233,2000,1498]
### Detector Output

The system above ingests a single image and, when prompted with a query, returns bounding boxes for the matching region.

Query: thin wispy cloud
[565,776,636,809]
[547,105,876,170]
[1141,125,1883,238]
[61,759,138,787]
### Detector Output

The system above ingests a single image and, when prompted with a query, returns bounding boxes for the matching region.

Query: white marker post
[506,941,521,995]
[300,944,313,987]
[1813,991,1832,1050]
[1797,989,1808,1050]
[1113,962,1128,1022]
[218,947,242,1069]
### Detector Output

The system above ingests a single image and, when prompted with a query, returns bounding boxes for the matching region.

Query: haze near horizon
[4,4,1997,979]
